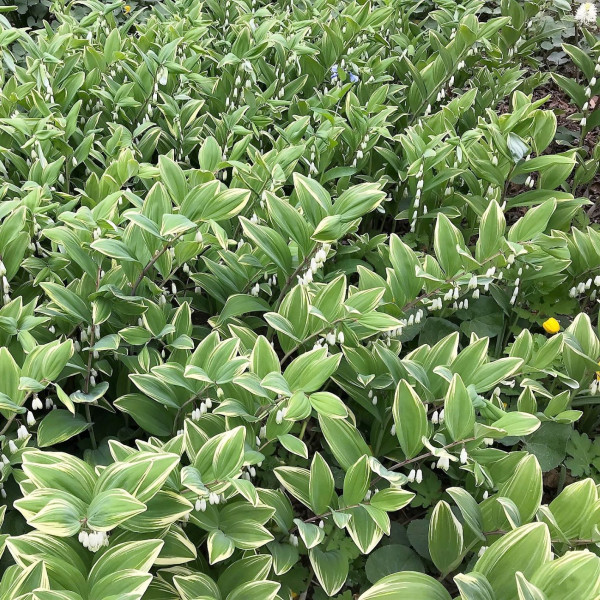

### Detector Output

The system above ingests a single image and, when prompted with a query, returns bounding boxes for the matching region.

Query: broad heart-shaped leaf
[358,571,451,600]
[37,410,90,447]
[86,489,146,531]
[309,547,349,596]
[365,545,425,584]
[473,523,551,600]
[429,500,464,576]
[393,380,428,459]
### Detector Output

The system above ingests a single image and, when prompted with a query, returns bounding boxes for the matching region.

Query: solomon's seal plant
[0,0,600,599]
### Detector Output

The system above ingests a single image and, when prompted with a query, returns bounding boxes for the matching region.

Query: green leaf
[318,415,372,471]
[37,410,90,447]
[429,501,463,576]
[310,453,334,514]
[87,489,146,531]
[474,523,551,599]
[40,282,92,323]
[370,488,414,512]
[309,547,349,596]
[444,374,475,441]
[159,155,186,201]
[284,348,341,393]
[240,217,292,272]
[365,545,425,584]
[226,580,280,600]
[344,456,371,506]
[492,412,540,437]
[393,380,428,459]
[90,238,138,262]
[359,572,452,600]
[278,434,308,459]
[207,530,235,564]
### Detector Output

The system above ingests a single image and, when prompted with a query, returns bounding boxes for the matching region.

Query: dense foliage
[0,0,599,598]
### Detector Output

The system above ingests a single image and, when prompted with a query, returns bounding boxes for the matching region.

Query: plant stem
[131,232,185,295]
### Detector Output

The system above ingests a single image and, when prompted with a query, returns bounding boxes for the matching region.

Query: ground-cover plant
[0,0,600,598]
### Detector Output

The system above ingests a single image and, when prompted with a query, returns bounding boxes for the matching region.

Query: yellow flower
[124,4,131,12]
[542,317,560,335]
[596,361,600,382]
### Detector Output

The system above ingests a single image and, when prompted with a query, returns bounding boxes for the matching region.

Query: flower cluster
[575,2,598,26]
[191,398,213,421]
[79,529,109,552]
[410,162,425,232]
[297,244,331,286]
[569,275,600,300]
